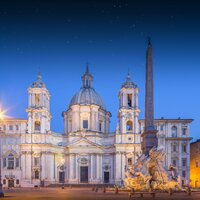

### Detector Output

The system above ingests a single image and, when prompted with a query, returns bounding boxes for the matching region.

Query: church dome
[68,66,106,110]
[69,87,106,110]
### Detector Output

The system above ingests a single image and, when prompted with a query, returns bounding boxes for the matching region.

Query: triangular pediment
[68,137,101,148]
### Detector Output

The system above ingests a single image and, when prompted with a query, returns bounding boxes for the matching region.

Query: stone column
[99,154,102,183]
[28,93,31,107]
[21,153,26,179]
[115,152,121,184]
[96,154,99,181]
[32,94,35,106]
[26,152,32,179]
[121,153,126,179]
[74,111,79,131]
[69,154,74,180]
[93,154,96,179]
[74,154,76,179]
[90,154,93,181]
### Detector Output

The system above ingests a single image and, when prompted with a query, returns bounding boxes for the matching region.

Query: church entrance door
[80,166,88,183]
[8,179,14,188]
[104,172,109,183]
[59,172,65,183]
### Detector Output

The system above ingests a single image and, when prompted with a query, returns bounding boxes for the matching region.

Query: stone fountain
[124,147,181,191]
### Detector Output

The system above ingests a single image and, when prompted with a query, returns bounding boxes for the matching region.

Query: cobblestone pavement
[2,187,200,200]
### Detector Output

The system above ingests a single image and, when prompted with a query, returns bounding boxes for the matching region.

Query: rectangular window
[172,159,177,167]
[128,158,132,166]
[8,158,14,169]
[182,144,187,153]
[182,128,187,135]
[3,158,6,167]
[9,125,13,131]
[34,170,39,179]
[83,120,88,129]
[172,145,176,152]
[15,158,19,167]
[182,158,187,167]
[16,179,19,184]
[34,157,39,166]
[127,94,132,107]
[182,170,186,178]
[99,122,102,132]
[160,124,164,131]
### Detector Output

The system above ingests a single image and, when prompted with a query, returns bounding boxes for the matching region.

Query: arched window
[126,121,133,132]
[35,94,40,107]
[35,121,41,131]
[8,153,14,169]
[127,94,132,107]
[171,126,177,137]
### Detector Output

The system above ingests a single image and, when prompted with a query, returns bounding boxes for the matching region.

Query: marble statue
[124,147,181,191]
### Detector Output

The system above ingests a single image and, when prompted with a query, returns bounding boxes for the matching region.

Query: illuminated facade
[190,139,200,188]
[0,69,193,188]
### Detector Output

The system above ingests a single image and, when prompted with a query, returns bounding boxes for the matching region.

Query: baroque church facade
[0,45,192,188]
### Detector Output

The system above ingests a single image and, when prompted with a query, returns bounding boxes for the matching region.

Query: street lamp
[60,158,65,189]
[0,109,5,197]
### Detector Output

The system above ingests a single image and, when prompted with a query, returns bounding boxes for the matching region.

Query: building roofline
[139,118,193,122]
[191,139,200,144]
[0,118,27,122]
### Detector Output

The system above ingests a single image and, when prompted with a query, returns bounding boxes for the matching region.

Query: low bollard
[131,188,134,194]
[115,187,118,194]
[168,188,173,196]
[103,187,106,193]
[186,187,191,196]
[95,187,98,192]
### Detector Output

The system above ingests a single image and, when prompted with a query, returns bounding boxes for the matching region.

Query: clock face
[128,137,132,142]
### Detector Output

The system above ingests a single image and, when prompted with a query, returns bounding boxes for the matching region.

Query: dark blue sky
[0,0,199,140]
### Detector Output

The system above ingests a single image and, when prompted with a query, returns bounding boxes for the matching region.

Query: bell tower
[26,72,51,134]
[118,72,140,134]
[115,72,141,185]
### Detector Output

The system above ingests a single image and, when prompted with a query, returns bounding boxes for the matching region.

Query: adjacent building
[190,139,200,188]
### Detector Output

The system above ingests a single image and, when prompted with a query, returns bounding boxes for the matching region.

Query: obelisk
[141,38,158,156]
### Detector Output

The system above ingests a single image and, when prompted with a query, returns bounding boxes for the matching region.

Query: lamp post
[60,158,65,189]
[0,109,5,197]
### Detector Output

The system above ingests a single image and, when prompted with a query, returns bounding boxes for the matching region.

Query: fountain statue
[124,147,181,191]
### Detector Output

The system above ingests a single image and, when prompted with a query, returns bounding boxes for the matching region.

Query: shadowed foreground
[2,188,200,200]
